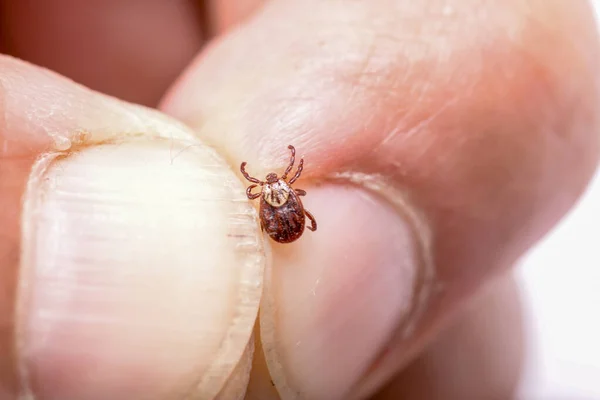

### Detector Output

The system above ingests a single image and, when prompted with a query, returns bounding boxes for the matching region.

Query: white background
[516,2,600,397]
[517,171,600,399]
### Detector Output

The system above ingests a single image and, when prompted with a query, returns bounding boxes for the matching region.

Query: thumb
[0,56,263,399]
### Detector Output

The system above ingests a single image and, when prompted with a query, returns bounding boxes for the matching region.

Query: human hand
[0,1,598,399]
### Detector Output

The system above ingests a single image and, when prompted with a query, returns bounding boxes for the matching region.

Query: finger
[374,271,524,399]
[0,0,204,106]
[0,56,264,399]
[161,0,600,398]
[207,0,267,34]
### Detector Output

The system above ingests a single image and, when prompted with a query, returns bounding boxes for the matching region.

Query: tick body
[241,145,317,243]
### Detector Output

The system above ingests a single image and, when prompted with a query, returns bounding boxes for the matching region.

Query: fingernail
[260,184,425,400]
[17,140,265,399]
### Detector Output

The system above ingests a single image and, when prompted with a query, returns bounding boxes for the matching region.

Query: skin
[0,0,599,399]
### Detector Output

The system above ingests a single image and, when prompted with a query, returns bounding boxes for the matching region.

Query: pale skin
[0,1,599,399]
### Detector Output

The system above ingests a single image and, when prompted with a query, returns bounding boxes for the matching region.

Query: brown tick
[241,145,317,243]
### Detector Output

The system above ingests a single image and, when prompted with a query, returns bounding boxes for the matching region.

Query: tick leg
[240,162,263,184]
[295,188,306,196]
[281,145,295,180]
[288,158,304,184]
[305,209,317,231]
[246,184,262,199]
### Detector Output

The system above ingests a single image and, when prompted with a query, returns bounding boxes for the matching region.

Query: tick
[241,145,317,243]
